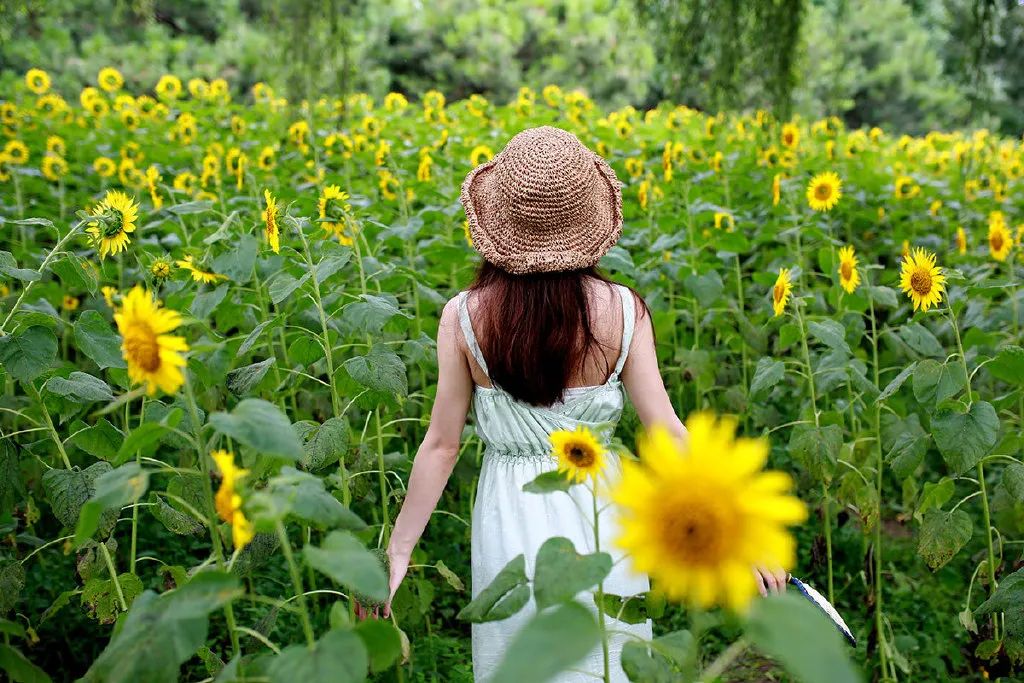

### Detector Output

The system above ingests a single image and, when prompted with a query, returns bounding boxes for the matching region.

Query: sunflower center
[660,495,735,563]
[124,324,162,372]
[840,261,853,280]
[991,233,1004,251]
[567,445,595,468]
[814,184,831,200]
[773,283,785,304]
[910,269,932,295]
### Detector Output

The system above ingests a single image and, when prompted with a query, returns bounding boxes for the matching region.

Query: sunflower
[806,171,842,212]
[610,414,807,613]
[319,184,353,245]
[894,175,920,199]
[176,255,228,284]
[625,157,644,179]
[470,145,494,167]
[417,150,433,182]
[463,219,473,247]
[155,74,182,101]
[261,189,281,254]
[549,424,607,484]
[772,267,792,317]
[714,212,734,231]
[46,135,65,157]
[956,226,967,255]
[61,295,80,312]
[25,68,50,95]
[899,248,946,313]
[150,257,172,281]
[92,157,116,178]
[85,190,140,259]
[988,218,1013,262]
[257,146,276,171]
[772,173,783,207]
[101,286,119,308]
[929,200,942,217]
[41,155,68,182]
[4,140,28,166]
[188,77,209,100]
[211,450,255,551]
[781,122,799,149]
[98,67,123,93]
[837,245,860,293]
[114,286,189,396]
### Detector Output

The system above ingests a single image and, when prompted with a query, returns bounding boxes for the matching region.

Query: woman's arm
[620,294,787,595]
[369,295,473,617]
[619,296,689,448]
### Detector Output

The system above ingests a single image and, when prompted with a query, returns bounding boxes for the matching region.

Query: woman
[356,126,790,680]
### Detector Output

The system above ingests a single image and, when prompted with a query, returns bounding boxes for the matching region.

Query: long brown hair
[463,260,654,407]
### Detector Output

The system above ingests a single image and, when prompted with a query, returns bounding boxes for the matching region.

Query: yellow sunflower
[894,175,920,199]
[988,218,1013,262]
[25,68,50,95]
[4,140,29,166]
[772,173,783,207]
[772,267,792,317]
[61,295,80,312]
[257,146,276,171]
[261,189,281,254]
[114,286,189,396]
[98,67,123,93]
[956,226,967,255]
[610,415,807,613]
[549,424,608,484]
[837,245,860,293]
[155,74,182,101]
[781,122,800,149]
[806,171,842,212]
[150,257,172,281]
[41,155,68,182]
[470,145,494,167]
[899,248,946,313]
[211,449,255,551]
[175,255,228,285]
[319,184,354,245]
[102,286,118,308]
[85,190,140,259]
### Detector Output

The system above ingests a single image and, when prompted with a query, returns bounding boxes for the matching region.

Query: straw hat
[460,125,623,274]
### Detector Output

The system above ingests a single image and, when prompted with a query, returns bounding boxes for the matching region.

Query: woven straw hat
[460,125,623,274]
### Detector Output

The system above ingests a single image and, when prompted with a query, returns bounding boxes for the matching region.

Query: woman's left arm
[363,295,473,618]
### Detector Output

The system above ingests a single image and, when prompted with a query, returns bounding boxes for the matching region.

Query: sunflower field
[0,65,1023,683]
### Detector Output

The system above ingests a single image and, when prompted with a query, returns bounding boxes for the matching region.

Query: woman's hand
[754,565,790,597]
[355,547,410,620]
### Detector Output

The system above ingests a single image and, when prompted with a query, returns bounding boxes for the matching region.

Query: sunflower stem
[28,383,72,469]
[591,481,610,683]
[866,284,890,679]
[98,539,128,612]
[277,521,317,648]
[699,636,748,683]
[129,396,146,575]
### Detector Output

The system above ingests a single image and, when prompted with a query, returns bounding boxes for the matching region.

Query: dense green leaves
[490,601,601,683]
[209,399,303,460]
[917,509,972,570]
[0,325,56,381]
[74,311,127,369]
[532,537,611,609]
[457,554,530,623]
[268,628,368,683]
[931,401,999,475]
[304,531,388,603]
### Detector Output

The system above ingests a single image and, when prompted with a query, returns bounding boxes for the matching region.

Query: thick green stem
[866,288,889,678]
[1,220,83,336]
[98,540,128,612]
[129,397,146,575]
[592,484,610,683]
[29,383,72,469]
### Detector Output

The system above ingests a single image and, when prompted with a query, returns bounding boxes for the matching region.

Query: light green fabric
[456,282,635,461]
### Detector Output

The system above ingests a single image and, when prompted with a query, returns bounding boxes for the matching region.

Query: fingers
[753,566,768,597]
[754,565,789,596]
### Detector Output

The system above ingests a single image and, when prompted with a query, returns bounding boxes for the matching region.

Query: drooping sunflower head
[175,254,228,285]
[211,449,254,551]
[805,171,842,212]
[261,189,280,254]
[549,424,607,485]
[837,245,860,294]
[114,285,189,396]
[899,247,946,313]
[85,190,140,259]
[988,220,1013,262]
[772,267,793,317]
[611,414,807,613]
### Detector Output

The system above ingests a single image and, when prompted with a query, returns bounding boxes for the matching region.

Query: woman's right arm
[620,297,689,448]
[371,296,473,618]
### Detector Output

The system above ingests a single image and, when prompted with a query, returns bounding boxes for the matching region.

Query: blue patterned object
[788,575,857,647]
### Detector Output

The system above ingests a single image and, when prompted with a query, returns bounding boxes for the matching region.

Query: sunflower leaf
[457,554,530,623]
[533,537,611,609]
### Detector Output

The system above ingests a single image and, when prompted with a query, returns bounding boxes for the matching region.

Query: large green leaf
[749,357,785,399]
[300,417,351,471]
[190,284,229,320]
[0,562,25,616]
[304,531,388,603]
[74,310,127,369]
[912,359,966,407]
[0,325,56,382]
[881,413,928,480]
[343,345,408,399]
[533,536,611,609]
[745,593,861,683]
[268,628,368,683]
[225,357,274,395]
[975,567,1024,665]
[490,601,600,683]
[457,554,530,623]
[986,345,1024,385]
[899,322,944,357]
[82,572,242,683]
[522,470,573,494]
[250,467,365,530]
[620,630,696,682]
[51,253,97,293]
[0,251,40,282]
[0,642,52,683]
[788,424,842,483]
[341,294,412,335]
[808,319,851,355]
[876,362,916,402]
[42,462,117,536]
[268,272,310,305]
[43,371,113,403]
[68,418,123,460]
[931,401,999,475]
[209,399,303,460]
[354,619,402,673]
[74,463,150,546]
[917,509,972,571]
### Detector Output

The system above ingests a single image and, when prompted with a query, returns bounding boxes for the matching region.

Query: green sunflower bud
[352,547,390,609]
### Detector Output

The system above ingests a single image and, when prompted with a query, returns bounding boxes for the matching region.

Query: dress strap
[457,290,490,377]
[611,284,635,379]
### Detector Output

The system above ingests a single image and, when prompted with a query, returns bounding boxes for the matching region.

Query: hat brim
[460,151,623,275]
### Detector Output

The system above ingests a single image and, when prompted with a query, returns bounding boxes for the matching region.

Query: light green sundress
[456,282,653,682]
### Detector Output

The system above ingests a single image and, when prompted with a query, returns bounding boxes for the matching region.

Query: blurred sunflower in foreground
[611,414,807,614]
[114,286,189,396]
